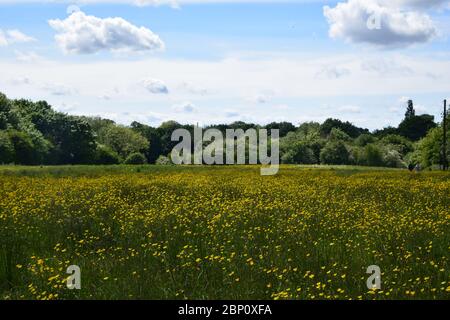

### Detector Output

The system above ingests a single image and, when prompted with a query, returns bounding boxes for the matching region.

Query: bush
[0,131,15,164]
[124,152,147,165]
[381,134,413,154]
[355,134,376,147]
[281,142,317,164]
[7,130,38,165]
[320,141,350,165]
[329,128,351,142]
[363,144,384,167]
[416,126,448,168]
[383,150,405,168]
[94,145,120,165]
[156,155,172,165]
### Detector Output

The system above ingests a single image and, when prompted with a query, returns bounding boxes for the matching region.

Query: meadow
[0,165,449,300]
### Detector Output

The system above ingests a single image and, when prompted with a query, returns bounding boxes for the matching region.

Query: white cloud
[361,57,413,75]
[316,65,351,79]
[225,110,240,118]
[42,83,74,96]
[178,82,208,95]
[99,94,112,100]
[0,29,35,46]
[338,105,361,113]
[246,94,269,104]
[141,78,169,94]
[48,11,164,54]
[9,76,32,86]
[0,51,449,129]
[0,31,7,46]
[15,50,43,63]
[133,0,180,8]
[323,0,438,48]
[386,0,449,9]
[172,101,196,113]
[6,29,36,43]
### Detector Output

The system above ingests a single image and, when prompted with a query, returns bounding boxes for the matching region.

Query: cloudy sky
[0,0,449,130]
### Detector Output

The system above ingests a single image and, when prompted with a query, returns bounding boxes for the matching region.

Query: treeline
[0,92,448,169]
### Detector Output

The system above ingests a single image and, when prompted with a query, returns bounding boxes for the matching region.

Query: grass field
[0,165,449,300]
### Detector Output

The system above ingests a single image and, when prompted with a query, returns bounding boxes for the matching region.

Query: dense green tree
[355,134,376,147]
[320,118,369,138]
[94,144,120,165]
[329,128,351,142]
[373,126,398,138]
[82,117,116,135]
[131,121,162,163]
[0,91,447,170]
[360,144,384,167]
[7,130,38,165]
[98,125,148,160]
[0,131,15,164]
[320,141,350,165]
[264,122,296,137]
[157,121,184,156]
[417,126,449,168]
[380,134,413,154]
[297,122,321,136]
[0,93,18,130]
[397,114,436,141]
[281,142,316,164]
[405,100,415,118]
[48,114,97,164]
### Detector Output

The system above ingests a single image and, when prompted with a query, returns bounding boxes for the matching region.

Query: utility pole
[444,100,448,171]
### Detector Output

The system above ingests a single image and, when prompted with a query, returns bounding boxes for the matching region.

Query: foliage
[320,118,369,138]
[98,125,149,160]
[0,92,444,169]
[281,142,316,164]
[417,126,448,168]
[131,122,162,164]
[397,114,436,141]
[156,155,172,165]
[0,131,15,164]
[320,141,350,165]
[358,144,384,167]
[94,145,121,165]
[355,134,376,147]
[124,152,147,165]
[7,130,38,165]
[264,122,296,137]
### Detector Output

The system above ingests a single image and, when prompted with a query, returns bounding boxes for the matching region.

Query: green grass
[0,165,448,300]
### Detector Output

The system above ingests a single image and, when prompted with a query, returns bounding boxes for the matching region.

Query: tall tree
[398,114,436,141]
[405,100,415,118]
[131,121,162,164]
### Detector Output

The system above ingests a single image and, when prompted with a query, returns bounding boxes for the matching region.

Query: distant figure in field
[414,164,422,172]
[408,164,415,172]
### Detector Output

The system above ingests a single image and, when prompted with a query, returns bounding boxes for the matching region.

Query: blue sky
[0,0,449,130]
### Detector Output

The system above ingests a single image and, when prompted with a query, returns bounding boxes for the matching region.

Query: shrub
[383,150,405,168]
[124,152,147,165]
[320,141,350,165]
[156,155,172,165]
[282,142,317,164]
[94,145,120,165]
[355,134,376,147]
[363,144,384,167]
